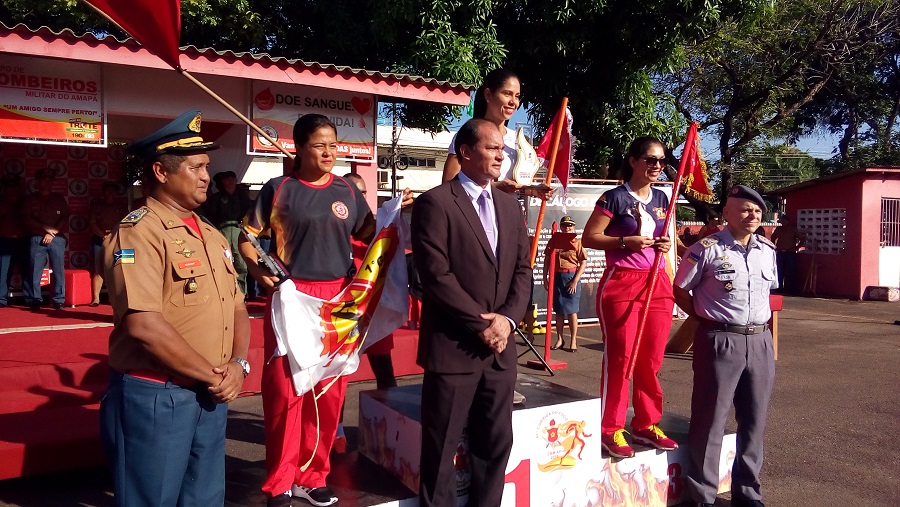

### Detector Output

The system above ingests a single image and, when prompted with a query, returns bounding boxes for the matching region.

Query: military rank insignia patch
[121,208,149,224]
[114,249,135,265]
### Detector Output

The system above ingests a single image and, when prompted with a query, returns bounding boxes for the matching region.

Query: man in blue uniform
[673,185,778,507]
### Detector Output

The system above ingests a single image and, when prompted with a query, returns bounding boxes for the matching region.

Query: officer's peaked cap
[128,110,219,160]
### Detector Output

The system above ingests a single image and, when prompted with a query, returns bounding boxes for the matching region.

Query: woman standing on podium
[582,136,677,459]
[441,68,550,200]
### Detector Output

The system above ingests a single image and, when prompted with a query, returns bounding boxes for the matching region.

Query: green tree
[2,0,767,172]
[658,0,900,198]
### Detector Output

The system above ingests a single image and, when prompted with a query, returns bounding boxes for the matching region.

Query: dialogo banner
[269,195,410,396]
[248,81,376,160]
[0,55,105,146]
[527,183,676,323]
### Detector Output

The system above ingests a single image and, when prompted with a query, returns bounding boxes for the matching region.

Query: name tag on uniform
[714,268,736,281]
[178,259,202,269]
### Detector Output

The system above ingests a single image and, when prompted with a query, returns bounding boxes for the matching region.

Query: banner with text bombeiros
[248,82,375,160]
[0,55,105,146]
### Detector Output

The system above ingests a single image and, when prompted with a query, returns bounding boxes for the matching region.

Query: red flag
[535,106,574,190]
[82,0,182,69]
[679,123,716,202]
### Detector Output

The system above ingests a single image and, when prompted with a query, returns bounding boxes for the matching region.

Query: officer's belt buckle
[746,325,756,334]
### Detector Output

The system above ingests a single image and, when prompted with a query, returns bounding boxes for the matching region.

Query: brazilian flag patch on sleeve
[114,249,135,265]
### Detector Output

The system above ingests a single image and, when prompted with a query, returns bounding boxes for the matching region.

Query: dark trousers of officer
[100,371,227,507]
[687,324,775,504]
[27,234,66,305]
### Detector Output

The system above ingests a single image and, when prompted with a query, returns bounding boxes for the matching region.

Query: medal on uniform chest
[178,249,194,258]
[186,277,199,293]
[172,238,185,247]
[724,281,734,291]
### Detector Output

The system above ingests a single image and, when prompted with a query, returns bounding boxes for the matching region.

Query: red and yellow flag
[680,122,715,202]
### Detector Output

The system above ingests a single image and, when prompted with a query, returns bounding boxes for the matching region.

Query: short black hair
[454,118,496,155]
[343,172,363,184]
[293,114,337,148]
[143,153,185,190]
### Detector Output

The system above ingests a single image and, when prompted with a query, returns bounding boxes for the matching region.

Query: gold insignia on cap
[188,113,202,133]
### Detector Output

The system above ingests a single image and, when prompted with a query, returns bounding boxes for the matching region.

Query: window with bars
[881,198,900,247]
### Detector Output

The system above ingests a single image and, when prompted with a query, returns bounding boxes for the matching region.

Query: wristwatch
[619,236,627,249]
[232,357,250,377]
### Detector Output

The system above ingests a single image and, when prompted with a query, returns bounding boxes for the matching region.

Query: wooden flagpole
[178,70,295,160]
[529,97,569,267]
[625,123,697,380]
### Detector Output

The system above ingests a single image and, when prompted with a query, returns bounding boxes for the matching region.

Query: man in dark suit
[411,118,532,507]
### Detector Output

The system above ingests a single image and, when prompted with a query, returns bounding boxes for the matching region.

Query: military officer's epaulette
[756,235,776,249]
[120,207,150,225]
[699,236,719,248]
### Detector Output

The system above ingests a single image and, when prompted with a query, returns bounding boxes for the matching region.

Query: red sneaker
[632,424,678,451]
[601,429,635,458]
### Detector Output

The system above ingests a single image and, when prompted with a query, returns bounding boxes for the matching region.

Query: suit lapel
[450,179,497,266]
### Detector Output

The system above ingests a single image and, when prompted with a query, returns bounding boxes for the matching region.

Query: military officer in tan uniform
[100,110,251,507]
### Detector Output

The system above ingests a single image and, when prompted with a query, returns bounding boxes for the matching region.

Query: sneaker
[332,435,347,454]
[291,486,337,506]
[267,492,292,507]
[632,424,678,451]
[601,429,635,458]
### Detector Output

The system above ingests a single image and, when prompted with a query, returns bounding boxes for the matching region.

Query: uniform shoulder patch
[756,235,776,248]
[120,207,150,225]
[699,236,719,248]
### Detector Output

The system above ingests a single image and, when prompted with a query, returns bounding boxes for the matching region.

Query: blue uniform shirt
[674,228,778,326]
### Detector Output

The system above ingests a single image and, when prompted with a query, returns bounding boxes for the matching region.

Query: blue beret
[727,185,767,213]
[128,110,219,160]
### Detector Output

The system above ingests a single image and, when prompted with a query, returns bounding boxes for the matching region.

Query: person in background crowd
[88,181,128,307]
[771,214,804,294]
[24,168,69,311]
[543,215,587,352]
[0,174,29,308]
[674,185,777,507]
[581,136,677,459]
[413,119,532,507]
[205,170,251,296]
[240,114,412,507]
[99,110,250,507]
[697,213,722,240]
[441,68,551,200]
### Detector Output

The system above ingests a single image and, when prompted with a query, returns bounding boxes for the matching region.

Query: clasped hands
[478,313,512,354]
[622,235,671,253]
[207,361,244,404]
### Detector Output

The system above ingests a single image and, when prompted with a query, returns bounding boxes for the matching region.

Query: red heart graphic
[351,97,372,116]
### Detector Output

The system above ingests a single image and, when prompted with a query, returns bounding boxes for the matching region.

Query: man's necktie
[477,190,497,256]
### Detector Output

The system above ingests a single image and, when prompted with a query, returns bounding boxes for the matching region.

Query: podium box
[359,375,736,507]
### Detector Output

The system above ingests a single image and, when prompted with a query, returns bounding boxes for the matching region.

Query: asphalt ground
[0,296,897,506]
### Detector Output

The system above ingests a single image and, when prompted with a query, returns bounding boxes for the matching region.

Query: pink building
[769,168,900,299]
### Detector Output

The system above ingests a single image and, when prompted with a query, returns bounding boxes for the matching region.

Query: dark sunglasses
[643,157,667,167]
